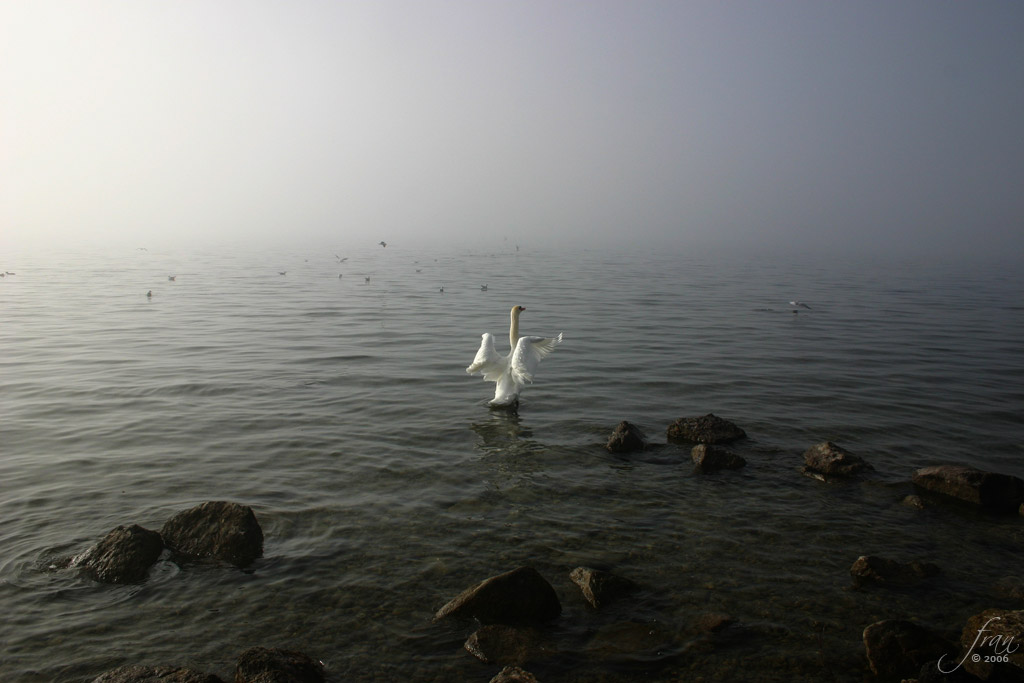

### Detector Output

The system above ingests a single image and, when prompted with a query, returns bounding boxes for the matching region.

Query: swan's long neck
[509,307,521,350]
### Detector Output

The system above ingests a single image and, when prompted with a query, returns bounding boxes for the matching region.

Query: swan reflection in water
[469,410,543,459]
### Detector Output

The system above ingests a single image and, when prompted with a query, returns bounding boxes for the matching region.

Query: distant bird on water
[146,290,152,298]
[365,276,370,283]
[338,273,343,279]
[379,241,387,248]
[480,284,488,291]
[467,305,563,408]
[279,271,287,276]
[168,275,176,281]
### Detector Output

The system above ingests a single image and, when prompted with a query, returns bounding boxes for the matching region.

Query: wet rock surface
[801,441,873,478]
[160,501,264,567]
[570,566,638,608]
[72,524,164,584]
[959,609,1024,681]
[606,420,648,453]
[912,465,1024,513]
[691,444,746,473]
[488,666,539,683]
[434,566,561,625]
[666,413,746,444]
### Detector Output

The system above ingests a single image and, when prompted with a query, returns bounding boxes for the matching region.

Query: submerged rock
[959,609,1024,681]
[912,465,1024,513]
[850,555,940,588]
[691,444,746,473]
[434,566,561,625]
[902,494,927,509]
[72,524,164,584]
[862,619,953,680]
[690,612,736,634]
[234,647,324,683]
[606,421,648,453]
[160,501,263,567]
[570,567,638,608]
[994,577,1024,602]
[801,441,873,478]
[464,625,550,666]
[489,666,539,683]
[584,620,681,662]
[666,414,746,444]
[91,665,223,683]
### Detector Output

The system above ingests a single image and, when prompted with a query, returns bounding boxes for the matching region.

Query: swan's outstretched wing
[510,333,563,385]
[466,333,507,381]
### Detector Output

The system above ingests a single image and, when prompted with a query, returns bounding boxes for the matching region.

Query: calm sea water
[1,244,1023,682]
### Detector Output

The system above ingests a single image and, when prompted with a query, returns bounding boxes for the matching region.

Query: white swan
[467,305,563,407]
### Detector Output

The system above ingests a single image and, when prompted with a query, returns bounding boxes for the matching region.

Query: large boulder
[801,441,873,478]
[160,501,263,567]
[691,444,746,473]
[912,465,1024,513]
[72,524,164,584]
[91,665,223,682]
[606,421,648,453]
[666,414,746,444]
[569,567,638,608]
[234,647,325,683]
[863,619,953,680]
[850,555,940,588]
[434,566,561,625]
[958,609,1024,681]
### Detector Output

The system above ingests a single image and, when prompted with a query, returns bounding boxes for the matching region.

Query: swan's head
[511,305,525,317]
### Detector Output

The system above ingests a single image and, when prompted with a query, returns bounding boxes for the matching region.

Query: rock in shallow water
[434,566,561,625]
[912,465,1024,514]
[850,555,940,588]
[72,524,164,584]
[801,441,873,478]
[606,420,648,453]
[959,608,1024,680]
[691,444,746,473]
[234,647,324,683]
[464,624,551,666]
[160,501,263,567]
[570,566,638,608]
[666,413,746,444]
[862,619,953,680]
[91,665,223,682]
[489,666,539,683]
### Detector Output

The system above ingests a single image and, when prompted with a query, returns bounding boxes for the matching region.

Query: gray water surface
[2,245,1022,681]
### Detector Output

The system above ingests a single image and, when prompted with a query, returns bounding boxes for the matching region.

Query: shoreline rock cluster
[432,564,732,682]
[65,501,264,584]
[69,414,1024,681]
[604,413,1024,682]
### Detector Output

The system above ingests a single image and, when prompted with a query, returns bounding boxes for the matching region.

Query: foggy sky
[2,1,1022,257]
